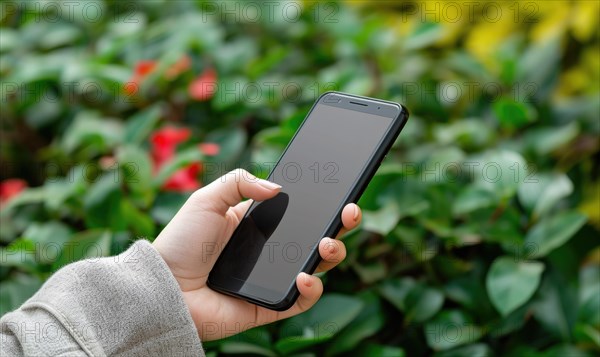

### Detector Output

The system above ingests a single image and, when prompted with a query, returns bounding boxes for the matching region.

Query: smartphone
[207,92,409,311]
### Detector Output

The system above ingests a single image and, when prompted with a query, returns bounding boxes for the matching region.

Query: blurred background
[1,1,599,356]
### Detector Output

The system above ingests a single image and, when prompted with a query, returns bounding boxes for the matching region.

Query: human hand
[152,169,362,340]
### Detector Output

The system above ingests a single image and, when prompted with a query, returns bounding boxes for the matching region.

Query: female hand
[152,169,362,340]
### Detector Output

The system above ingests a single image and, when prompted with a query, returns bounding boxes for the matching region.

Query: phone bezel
[207,91,409,311]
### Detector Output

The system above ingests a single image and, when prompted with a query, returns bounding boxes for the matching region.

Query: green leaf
[62,111,124,154]
[578,266,600,326]
[452,186,497,216]
[251,145,283,179]
[574,324,600,348]
[493,99,535,129]
[39,23,81,50]
[425,310,482,351]
[21,222,73,264]
[363,202,402,236]
[121,199,156,238]
[212,76,248,110]
[354,343,405,357]
[24,93,62,128]
[444,276,492,315]
[253,127,294,148]
[523,123,579,156]
[358,164,404,210]
[84,173,125,230]
[1,188,46,211]
[434,343,492,357]
[247,46,288,78]
[220,342,276,357]
[0,239,38,271]
[487,304,529,338]
[404,22,443,50]
[0,28,18,53]
[486,256,545,316]
[203,127,248,182]
[540,344,594,357]
[151,192,189,225]
[433,119,494,150]
[117,145,154,208]
[53,230,112,269]
[379,278,416,312]
[352,260,387,284]
[205,127,247,160]
[4,55,61,85]
[43,178,84,212]
[215,38,258,74]
[393,224,437,262]
[363,177,429,235]
[0,274,43,316]
[22,221,72,246]
[518,173,573,218]
[123,104,162,144]
[217,326,273,355]
[524,211,587,258]
[404,285,445,324]
[276,294,363,355]
[471,150,527,200]
[532,268,579,341]
[381,276,445,325]
[517,39,560,101]
[326,292,385,356]
[424,147,466,183]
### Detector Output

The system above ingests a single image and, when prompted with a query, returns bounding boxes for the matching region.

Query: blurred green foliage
[1,1,599,356]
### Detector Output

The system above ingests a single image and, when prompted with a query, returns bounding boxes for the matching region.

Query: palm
[153,170,360,341]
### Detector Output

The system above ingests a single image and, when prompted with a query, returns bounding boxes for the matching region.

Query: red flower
[163,163,202,192]
[0,179,27,207]
[123,81,139,96]
[199,143,220,156]
[135,60,157,76]
[150,127,192,169]
[165,55,192,79]
[123,60,158,96]
[99,155,116,170]
[189,68,217,101]
[149,127,203,192]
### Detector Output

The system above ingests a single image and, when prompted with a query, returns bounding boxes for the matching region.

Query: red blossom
[149,127,204,192]
[162,163,202,192]
[123,80,139,96]
[189,68,217,101]
[99,156,116,170]
[199,143,220,156]
[123,60,157,96]
[150,127,192,168]
[135,60,157,76]
[0,179,27,206]
[165,55,192,79]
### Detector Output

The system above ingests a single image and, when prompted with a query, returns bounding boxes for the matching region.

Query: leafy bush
[1,1,599,356]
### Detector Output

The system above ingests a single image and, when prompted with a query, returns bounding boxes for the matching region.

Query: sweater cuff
[24,239,204,356]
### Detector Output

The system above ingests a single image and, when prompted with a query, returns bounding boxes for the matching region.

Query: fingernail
[352,204,359,221]
[257,179,282,190]
[302,273,313,287]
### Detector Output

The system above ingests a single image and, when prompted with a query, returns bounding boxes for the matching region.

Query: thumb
[192,169,281,214]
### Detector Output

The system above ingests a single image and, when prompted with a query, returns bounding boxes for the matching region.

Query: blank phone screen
[210,102,395,301]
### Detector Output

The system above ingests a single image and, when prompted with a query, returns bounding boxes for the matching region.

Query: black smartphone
[207,92,409,311]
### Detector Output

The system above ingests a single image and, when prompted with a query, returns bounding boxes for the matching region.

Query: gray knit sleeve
[0,240,204,356]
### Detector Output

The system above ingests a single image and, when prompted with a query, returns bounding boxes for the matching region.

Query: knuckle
[189,188,205,203]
